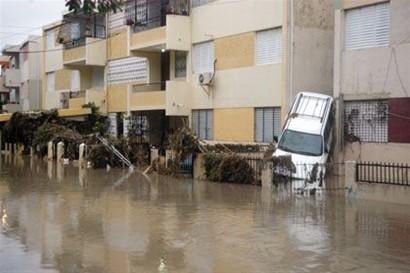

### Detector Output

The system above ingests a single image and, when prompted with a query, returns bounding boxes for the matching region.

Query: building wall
[214,108,254,142]
[288,0,335,108]
[335,0,410,163]
[107,30,128,60]
[191,0,283,43]
[107,84,128,113]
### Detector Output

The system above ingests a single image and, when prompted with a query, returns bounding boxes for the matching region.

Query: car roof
[286,92,334,135]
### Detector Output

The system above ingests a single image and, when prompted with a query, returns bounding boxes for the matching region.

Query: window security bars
[344,100,388,143]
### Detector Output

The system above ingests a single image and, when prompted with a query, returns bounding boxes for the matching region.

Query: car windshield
[278,130,323,156]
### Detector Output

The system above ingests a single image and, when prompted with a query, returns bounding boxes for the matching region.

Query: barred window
[344,100,388,143]
[175,51,187,78]
[192,109,213,140]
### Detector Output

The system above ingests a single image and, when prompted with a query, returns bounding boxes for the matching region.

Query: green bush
[203,153,255,184]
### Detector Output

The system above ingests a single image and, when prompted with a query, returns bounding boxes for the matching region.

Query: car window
[278,130,323,156]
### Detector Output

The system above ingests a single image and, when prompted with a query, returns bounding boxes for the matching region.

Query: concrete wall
[191,0,284,43]
[166,15,191,51]
[107,84,128,113]
[130,27,166,50]
[63,46,86,64]
[86,38,106,66]
[287,0,334,110]
[130,91,165,111]
[107,30,129,60]
[214,32,255,70]
[214,108,254,142]
[344,142,410,163]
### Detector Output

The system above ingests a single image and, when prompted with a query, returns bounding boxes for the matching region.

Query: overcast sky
[0,0,66,50]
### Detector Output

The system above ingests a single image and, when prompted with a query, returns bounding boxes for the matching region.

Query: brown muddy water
[1,156,410,273]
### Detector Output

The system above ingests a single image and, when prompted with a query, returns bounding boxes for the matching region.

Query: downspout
[289,0,294,109]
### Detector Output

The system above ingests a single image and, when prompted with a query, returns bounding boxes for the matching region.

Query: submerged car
[273,92,335,188]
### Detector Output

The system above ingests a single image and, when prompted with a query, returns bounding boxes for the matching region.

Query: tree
[65,0,123,14]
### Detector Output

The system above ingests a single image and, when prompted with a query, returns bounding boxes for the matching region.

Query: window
[92,68,104,89]
[107,57,148,85]
[255,107,281,143]
[71,70,81,91]
[278,130,323,156]
[193,41,214,74]
[47,30,55,49]
[345,2,390,50]
[344,100,388,143]
[175,51,187,78]
[47,72,55,92]
[192,110,213,140]
[192,0,215,8]
[255,28,282,65]
[71,23,81,41]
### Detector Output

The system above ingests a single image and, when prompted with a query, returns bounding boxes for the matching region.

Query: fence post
[345,160,357,194]
[47,141,54,161]
[57,142,64,162]
[79,143,86,162]
[261,161,273,189]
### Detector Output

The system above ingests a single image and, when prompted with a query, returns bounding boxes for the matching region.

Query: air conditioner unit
[198,72,213,86]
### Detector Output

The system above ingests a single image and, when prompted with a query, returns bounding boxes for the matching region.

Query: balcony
[129,0,191,52]
[130,80,191,115]
[57,89,105,117]
[4,69,20,87]
[59,14,107,66]
[3,102,22,113]
[130,83,166,111]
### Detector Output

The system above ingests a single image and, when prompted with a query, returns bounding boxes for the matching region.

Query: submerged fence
[356,161,410,186]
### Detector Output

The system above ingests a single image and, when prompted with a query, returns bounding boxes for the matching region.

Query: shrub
[203,153,255,184]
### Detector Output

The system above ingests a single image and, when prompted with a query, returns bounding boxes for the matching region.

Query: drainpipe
[289,0,294,109]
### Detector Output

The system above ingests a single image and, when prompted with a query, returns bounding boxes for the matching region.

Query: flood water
[1,156,410,273]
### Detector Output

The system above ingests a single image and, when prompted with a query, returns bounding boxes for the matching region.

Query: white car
[273,92,335,190]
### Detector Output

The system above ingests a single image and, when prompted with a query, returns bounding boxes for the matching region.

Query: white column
[47,141,54,161]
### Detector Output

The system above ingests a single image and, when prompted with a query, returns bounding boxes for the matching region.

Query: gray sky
[0,0,66,50]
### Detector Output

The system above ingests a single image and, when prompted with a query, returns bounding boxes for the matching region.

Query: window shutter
[108,57,148,85]
[263,108,274,142]
[71,23,81,40]
[108,10,125,33]
[193,41,214,74]
[273,107,281,139]
[256,28,282,65]
[345,3,390,50]
[175,51,187,78]
[199,110,207,139]
[71,70,81,91]
[255,108,264,142]
[206,110,213,140]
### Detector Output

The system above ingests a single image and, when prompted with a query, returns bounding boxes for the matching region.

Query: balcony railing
[125,0,190,33]
[60,90,86,109]
[132,82,166,92]
[58,13,106,49]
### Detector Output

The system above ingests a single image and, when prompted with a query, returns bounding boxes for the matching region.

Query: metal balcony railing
[58,13,107,49]
[125,0,190,33]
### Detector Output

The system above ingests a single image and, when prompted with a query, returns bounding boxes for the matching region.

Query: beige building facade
[334,0,410,163]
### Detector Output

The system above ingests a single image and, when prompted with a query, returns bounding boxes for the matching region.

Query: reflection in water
[0,156,410,273]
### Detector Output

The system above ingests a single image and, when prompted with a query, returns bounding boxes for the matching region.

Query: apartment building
[103,0,334,146]
[41,13,107,118]
[334,0,410,163]
[0,36,42,113]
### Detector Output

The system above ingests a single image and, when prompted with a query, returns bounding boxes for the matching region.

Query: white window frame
[71,70,81,91]
[192,41,214,74]
[345,2,390,50]
[255,28,282,65]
